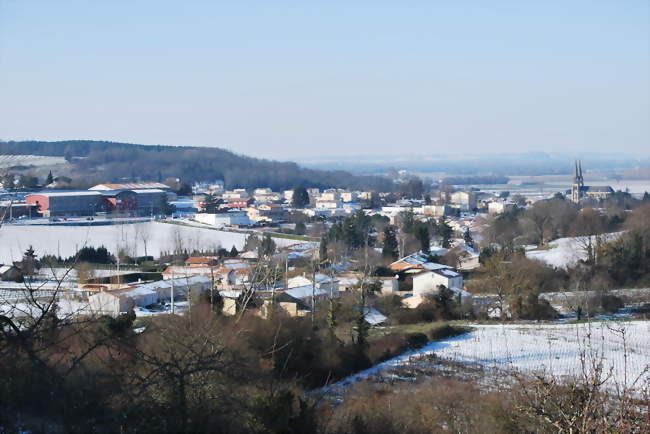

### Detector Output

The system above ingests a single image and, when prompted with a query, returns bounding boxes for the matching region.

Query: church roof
[585,186,614,193]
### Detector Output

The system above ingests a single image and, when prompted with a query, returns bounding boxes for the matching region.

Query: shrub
[429,324,470,341]
[367,333,408,363]
[600,294,624,313]
[406,333,429,349]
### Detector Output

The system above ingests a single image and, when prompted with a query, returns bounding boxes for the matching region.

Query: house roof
[89,182,169,191]
[163,265,219,276]
[389,252,452,273]
[29,191,101,198]
[585,186,614,193]
[285,286,329,300]
[364,307,387,325]
[185,256,219,265]
[133,275,211,292]
[433,268,461,278]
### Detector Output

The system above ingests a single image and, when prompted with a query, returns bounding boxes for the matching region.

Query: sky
[0,1,648,159]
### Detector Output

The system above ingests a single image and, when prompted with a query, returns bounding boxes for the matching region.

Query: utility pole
[171,271,175,314]
[311,259,316,328]
[210,267,215,313]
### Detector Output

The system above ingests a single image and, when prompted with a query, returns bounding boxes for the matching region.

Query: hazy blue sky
[1,1,648,159]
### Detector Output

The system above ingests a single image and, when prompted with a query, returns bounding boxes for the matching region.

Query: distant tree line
[0,140,394,191]
[442,175,509,185]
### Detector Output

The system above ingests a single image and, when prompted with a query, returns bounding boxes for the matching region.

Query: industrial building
[26,188,174,217]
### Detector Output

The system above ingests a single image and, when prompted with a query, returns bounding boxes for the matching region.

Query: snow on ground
[526,233,621,268]
[332,321,650,392]
[0,221,296,263]
[526,237,583,268]
[0,154,67,168]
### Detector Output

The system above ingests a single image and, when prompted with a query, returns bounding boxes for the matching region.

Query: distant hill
[0,140,393,191]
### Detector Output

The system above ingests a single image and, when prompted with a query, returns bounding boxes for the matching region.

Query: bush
[429,324,469,341]
[367,333,408,364]
[600,294,624,313]
[406,333,429,349]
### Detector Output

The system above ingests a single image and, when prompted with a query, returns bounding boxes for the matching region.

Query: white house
[340,191,357,202]
[412,268,463,295]
[136,276,212,301]
[287,273,339,297]
[89,285,158,315]
[315,200,341,209]
[195,211,252,228]
[319,190,340,201]
[222,189,249,199]
[488,201,517,215]
[450,191,477,211]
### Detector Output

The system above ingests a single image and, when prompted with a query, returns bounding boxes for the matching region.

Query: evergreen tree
[382,225,399,260]
[463,228,475,249]
[202,193,222,213]
[415,224,430,253]
[159,194,176,216]
[294,221,306,235]
[19,246,40,276]
[1,173,14,190]
[399,208,416,234]
[437,217,453,248]
[18,174,39,189]
[244,234,261,252]
[258,235,276,258]
[291,186,310,208]
[45,170,54,185]
[319,239,328,261]
[326,296,339,344]
[229,245,239,257]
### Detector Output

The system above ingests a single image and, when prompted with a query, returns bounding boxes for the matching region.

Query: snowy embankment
[526,233,621,269]
[0,221,296,263]
[328,321,650,393]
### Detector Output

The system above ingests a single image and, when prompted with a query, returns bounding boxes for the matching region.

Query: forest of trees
[0,140,394,191]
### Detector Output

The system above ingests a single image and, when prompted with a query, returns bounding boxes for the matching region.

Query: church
[570,160,614,203]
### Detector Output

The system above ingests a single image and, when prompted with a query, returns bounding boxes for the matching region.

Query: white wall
[413,271,463,295]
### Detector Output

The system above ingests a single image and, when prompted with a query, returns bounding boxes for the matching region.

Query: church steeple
[578,160,584,183]
[574,159,584,187]
[572,159,584,203]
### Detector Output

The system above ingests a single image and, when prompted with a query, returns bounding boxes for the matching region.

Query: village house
[88,275,212,316]
[224,197,254,209]
[247,203,285,223]
[450,191,477,211]
[315,199,342,209]
[89,286,158,315]
[253,188,282,203]
[287,273,339,297]
[340,191,357,202]
[389,252,468,303]
[194,210,252,227]
[306,188,320,203]
[319,189,340,202]
[222,189,249,200]
[488,200,517,215]
[420,204,452,217]
[337,274,398,295]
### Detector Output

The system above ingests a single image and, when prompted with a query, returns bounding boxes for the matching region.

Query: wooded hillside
[0,140,393,191]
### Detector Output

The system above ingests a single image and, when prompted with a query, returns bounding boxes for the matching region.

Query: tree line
[0,140,394,192]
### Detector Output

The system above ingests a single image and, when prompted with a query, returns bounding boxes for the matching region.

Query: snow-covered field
[0,154,67,168]
[526,233,621,268]
[0,221,295,263]
[335,321,650,392]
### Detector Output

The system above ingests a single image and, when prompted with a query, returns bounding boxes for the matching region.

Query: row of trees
[1,172,54,189]
[1,140,395,191]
